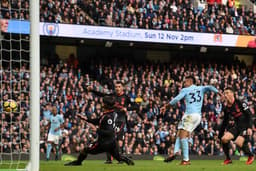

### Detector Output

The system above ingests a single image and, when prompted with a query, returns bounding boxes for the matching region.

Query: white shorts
[47,134,60,145]
[178,114,201,133]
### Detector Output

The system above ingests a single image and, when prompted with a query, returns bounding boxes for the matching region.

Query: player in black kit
[219,87,254,165]
[64,96,134,166]
[88,80,139,164]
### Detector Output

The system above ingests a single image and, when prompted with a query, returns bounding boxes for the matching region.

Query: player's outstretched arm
[87,84,113,97]
[203,85,219,93]
[169,89,186,105]
[77,114,87,121]
[160,89,186,113]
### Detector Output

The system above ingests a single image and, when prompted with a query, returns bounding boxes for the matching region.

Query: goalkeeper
[64,96,134,166]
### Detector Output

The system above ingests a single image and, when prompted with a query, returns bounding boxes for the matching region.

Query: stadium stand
[0,0,255,35]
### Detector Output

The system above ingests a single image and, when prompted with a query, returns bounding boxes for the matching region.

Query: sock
[188,137,193,145]
[77,148,88,163]
[242,142,253,157]
[120,155,133,164]
[55,145,59,158]
[173,137,181,155]
[46,143,52,159]
[181,138,189,161]
[222,143,231,160]
[106,153,112,161]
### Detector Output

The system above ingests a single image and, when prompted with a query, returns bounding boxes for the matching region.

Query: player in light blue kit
[161,76,218,165]
[46,106,64,161]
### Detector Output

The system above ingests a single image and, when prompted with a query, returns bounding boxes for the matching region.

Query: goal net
[0,0,39,170]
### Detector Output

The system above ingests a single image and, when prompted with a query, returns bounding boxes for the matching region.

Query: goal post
[29,0,40,170]
[0,0,40,170]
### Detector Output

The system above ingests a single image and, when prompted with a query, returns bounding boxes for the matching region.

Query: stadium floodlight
[0,0,40,170]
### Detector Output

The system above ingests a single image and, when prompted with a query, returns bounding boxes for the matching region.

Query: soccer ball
[3,99,18,112]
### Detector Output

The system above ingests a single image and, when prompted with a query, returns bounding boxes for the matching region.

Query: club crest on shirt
[121,98,125,105]
[242,102,249,110]
[108,119,113,125]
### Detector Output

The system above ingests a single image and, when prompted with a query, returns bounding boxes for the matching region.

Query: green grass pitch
[39,160,256,171]
[1,160,256,171]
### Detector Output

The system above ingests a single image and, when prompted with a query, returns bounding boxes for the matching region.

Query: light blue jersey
[49,114,64,136]
[169,85,218,115]
[43,110,51,120]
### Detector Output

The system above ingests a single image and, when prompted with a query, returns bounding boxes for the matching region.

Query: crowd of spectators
[39,57,256,156]
[1,0,255,35]
[2,56,256,158]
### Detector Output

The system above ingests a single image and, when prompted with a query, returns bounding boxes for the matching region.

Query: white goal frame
[28,0,40,171]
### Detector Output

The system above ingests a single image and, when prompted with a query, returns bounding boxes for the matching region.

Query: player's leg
[174,130,181,155]
[164,118,187,163]
[105,152,113,164]
[221,131,235,164]
[104,128,123,164]
[65,142,102,166]
[46,141,53,160]
[164,130,180,162]
[117,133,125,164]
[46,133,54,160]
[105,135,119,164]
[110,140,134,166]
[235,135,254,165]
[179,114,201,165]
[64,147,89,166]
[179,129,190,165]
[54,135,61,160]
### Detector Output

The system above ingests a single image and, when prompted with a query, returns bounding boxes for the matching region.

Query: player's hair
[103,96,116,109]
[224,87,234,93]
[51,105,57,110]
[185,76,195,84]
[115,80,124,86]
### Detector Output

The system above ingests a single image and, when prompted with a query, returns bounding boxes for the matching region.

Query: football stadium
[0,0,256,171]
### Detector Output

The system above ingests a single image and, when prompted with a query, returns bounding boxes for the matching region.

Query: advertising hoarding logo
[43,23,59,36]
[214,34,222,42]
